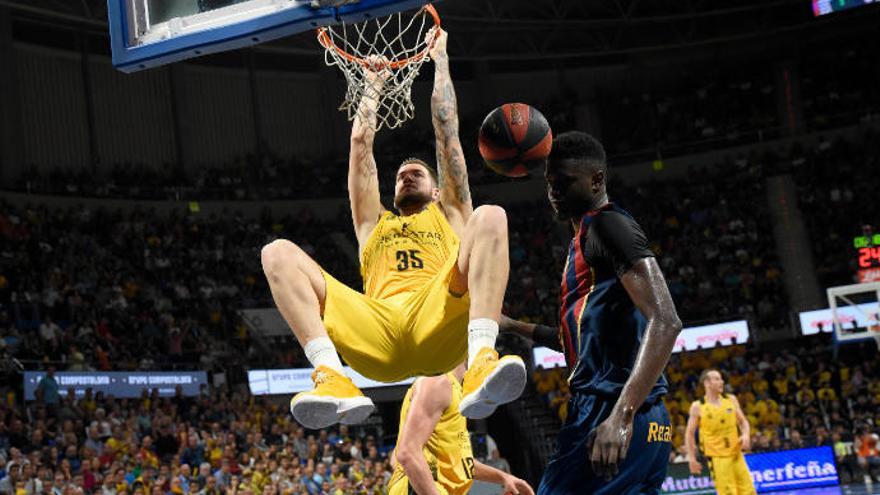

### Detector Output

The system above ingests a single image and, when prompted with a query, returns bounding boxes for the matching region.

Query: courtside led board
[107,0,432,72]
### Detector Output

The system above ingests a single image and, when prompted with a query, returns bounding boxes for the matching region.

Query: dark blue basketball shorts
[538,393,672,495]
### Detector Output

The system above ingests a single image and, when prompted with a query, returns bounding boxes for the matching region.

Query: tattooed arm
[349,60,388,251]
[429,29,474,223]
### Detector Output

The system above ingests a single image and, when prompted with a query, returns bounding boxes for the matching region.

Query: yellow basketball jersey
[390,374,474,495]
[361,203,460,300]
[698,394,740,457]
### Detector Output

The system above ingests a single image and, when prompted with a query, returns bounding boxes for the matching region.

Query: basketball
[478,103,553,178]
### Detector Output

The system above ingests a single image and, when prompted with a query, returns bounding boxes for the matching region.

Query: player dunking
[502,132,683,494]
[387,363,534,495]
[260,29,526,429]
[685,370,756,495]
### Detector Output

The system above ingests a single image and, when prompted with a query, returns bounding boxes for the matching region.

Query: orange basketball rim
[316,4,441,70]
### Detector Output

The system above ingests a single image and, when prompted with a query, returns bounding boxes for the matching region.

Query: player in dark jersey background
[502,131,683,494]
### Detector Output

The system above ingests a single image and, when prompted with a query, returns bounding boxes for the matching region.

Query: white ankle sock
[304,337,344,373]
[467,319,499,367]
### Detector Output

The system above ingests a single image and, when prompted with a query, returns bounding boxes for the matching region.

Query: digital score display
[854,233,880,268]
[854,232,880,282]
[813,0,878,16]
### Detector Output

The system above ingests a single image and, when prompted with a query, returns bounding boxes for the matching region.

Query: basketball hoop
[317,4,440,130]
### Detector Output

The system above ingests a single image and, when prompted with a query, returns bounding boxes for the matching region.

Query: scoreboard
[813,0,877,16]
[854,231,880,282]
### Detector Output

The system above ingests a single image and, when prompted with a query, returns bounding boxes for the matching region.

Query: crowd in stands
[615,156,786,329]
[15,151,347,202]
[495,201,566,329]
[0,380,396,495]
[785,129,880,288]
[599,68,778,159]
[13,37,880,202]
[0,200,361,374]
[800,44,880,131]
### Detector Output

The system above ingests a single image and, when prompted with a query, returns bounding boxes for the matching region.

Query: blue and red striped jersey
[558,203,668,402]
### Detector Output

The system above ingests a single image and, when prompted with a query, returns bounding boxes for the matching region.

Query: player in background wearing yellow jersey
[260,29,526,430]
[388,363,534,495]
[685,369,756,495]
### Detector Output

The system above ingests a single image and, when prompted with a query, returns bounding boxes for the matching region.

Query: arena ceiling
[1,0,878,61]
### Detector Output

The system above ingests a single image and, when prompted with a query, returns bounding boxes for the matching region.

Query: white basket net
[318,5,439,130]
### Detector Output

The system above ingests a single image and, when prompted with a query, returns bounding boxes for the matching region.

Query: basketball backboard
[107,0,433,72]
[827,281,880,349]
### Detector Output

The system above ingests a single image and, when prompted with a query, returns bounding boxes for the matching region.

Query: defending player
[260,29,526,429]
[387,363,534,495]
[685,369,756,495]
[501,131,682,494]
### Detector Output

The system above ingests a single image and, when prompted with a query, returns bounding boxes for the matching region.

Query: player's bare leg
[261,239,329,345]
[261,239,374,429]
[450,205,527,419]
[450,205,508,321]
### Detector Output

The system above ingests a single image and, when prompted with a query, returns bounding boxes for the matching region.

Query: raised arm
[686,401,702,475]
[428,29,473,223]
[349,61,388,250]
[394,376,452,495]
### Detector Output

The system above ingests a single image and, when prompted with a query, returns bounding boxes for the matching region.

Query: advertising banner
[660,447,839,494]
[745,446,839,492]
[533,320,749,368]
[24,371,208,400]
[660,463,714,495]
[532,345,567,369]
[673,320,749,353]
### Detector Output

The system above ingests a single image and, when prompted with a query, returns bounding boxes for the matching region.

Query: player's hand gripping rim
[426,26,447,62]
[362,55,392,95]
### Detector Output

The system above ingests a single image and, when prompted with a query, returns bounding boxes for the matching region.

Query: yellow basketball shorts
[708,453,756,495]
[321,256,470,383]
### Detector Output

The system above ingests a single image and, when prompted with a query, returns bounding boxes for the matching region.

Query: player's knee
[260,239,299,277]
[470,204,508,238]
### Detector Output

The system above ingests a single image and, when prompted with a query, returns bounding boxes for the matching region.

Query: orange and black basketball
[478,103,553,178]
